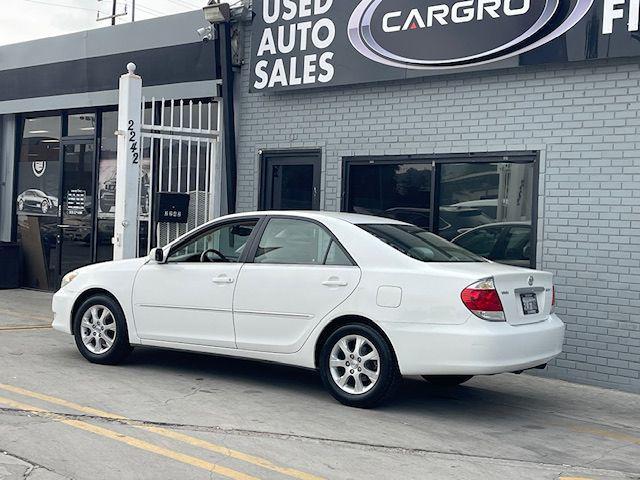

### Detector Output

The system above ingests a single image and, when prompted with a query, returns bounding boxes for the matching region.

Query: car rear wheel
[73,294,132,365]
[40,200,49,214]
[422,375,473,387]
[319,324,401,408]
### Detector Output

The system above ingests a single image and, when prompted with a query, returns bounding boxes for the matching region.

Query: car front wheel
[73,294,132,365]
[319,324,401,408]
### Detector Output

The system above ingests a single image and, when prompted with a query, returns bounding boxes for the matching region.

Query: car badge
[528,276,534,286]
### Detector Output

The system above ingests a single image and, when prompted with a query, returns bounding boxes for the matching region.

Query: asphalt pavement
[0,289,639,480]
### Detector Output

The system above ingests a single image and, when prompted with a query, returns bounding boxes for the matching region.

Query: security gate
[140,96,222,249]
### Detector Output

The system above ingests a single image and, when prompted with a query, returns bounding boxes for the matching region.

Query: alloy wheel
[329,334,380,395]
[80,305,117,355]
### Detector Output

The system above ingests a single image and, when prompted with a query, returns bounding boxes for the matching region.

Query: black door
[57,140,96,284]
[261,151,321,210]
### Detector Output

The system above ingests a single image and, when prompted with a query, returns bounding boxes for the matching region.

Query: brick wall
[236,27,640,393]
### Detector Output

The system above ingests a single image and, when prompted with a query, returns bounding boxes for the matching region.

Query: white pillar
[113,63,142,260]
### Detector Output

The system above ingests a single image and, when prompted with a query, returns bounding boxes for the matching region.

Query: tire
[319,324,401,408]
[73,294,132,365]
[41,200,49,214]
[17,199,24,211]
[422,375,473,387]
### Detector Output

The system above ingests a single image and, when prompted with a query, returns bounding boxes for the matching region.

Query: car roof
[219,211,406,225]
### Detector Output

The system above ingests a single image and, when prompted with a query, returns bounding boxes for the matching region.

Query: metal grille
[140,97,222,249]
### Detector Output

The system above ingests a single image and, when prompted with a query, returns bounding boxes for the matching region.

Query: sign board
[155,192,190,224]
[250,0,640,92]
[66,189,86,216]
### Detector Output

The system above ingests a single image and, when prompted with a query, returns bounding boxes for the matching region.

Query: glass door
[58,141,96,284]
[261,151,321,210]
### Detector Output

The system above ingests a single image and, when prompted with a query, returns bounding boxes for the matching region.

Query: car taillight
[551,286,556,313]
[461,277,505,322]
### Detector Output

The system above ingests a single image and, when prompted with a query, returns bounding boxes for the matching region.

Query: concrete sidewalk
[0,289,52,330]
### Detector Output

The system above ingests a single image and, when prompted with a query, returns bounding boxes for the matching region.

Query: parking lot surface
[0,289,639,480]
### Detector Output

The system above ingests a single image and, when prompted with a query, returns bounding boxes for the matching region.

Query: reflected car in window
[17,189,59,215]
[450,199,498,220]
[452,222,532,268]
[53,212,562,408]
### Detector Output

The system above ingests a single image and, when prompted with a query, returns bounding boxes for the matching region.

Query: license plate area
[520,292,539,315]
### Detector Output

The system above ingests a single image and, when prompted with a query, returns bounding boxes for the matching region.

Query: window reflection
[344,158,535,268]
[347,163,432,229]
[16,116,62,290]
[442,162,534,267]
[96,110,151,262]
[68,113,96,137]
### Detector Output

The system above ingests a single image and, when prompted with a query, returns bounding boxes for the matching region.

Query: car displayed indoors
[17,189,59,214]
[452,222,533,268]
[52,212,564,408]
[99,174,150,214]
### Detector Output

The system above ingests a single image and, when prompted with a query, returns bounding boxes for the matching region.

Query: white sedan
[52,212,565,408]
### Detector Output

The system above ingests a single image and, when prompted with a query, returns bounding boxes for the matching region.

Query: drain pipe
[204,1,237,214]
[219,21,237,214]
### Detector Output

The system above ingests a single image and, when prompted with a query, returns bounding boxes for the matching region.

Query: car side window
[167,220,258,263]
[254,218,352,266]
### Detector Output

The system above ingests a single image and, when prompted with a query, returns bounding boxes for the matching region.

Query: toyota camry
[52,211,565,408]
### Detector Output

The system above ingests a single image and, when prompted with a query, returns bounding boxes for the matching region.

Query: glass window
[347,163,432,229]
[68,113,96,136]
[438,162,533,240]
[254,218,351,266]
[453,225,502,257]
[325,241,352,266]
[168,220,258,263]
[502,225,532,263]
[16,116,62,289]
[359,224,484,263]
[96,110,151,262]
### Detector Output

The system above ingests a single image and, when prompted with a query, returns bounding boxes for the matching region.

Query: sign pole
[113,62,142,260]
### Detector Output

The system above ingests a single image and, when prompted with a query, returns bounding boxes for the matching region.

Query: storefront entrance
[16,114,98,290]
[260,151,321,210]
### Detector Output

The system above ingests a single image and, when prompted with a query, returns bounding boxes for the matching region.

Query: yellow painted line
[0,383,324,480]
[0,395,258,480]
[559,477,594,480]
[0,325,52,331]
[569,425,640,446]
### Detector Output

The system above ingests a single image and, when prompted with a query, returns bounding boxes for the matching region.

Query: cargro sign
[250,0,640,92]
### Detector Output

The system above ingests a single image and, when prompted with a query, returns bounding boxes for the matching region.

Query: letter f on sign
[603,0,625,34]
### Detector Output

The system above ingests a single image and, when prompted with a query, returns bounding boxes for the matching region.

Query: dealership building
[1,0,639,394]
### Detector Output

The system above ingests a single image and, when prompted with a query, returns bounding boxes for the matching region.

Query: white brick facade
[236,27,640,393]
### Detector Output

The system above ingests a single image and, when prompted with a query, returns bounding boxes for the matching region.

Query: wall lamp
[203,1,231,24]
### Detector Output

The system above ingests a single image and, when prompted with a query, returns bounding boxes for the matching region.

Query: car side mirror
[151,247,165,263]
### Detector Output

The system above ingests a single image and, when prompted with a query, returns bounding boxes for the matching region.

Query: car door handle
[322,279,348,287]
[212,276,234,284]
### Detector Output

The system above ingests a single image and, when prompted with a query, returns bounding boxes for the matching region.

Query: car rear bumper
[382,314,565,376]
[52,287,76,335]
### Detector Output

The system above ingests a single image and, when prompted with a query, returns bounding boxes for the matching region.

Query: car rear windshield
[358,224,485,263]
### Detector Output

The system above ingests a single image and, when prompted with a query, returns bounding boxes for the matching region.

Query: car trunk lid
[492,270,553,325]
